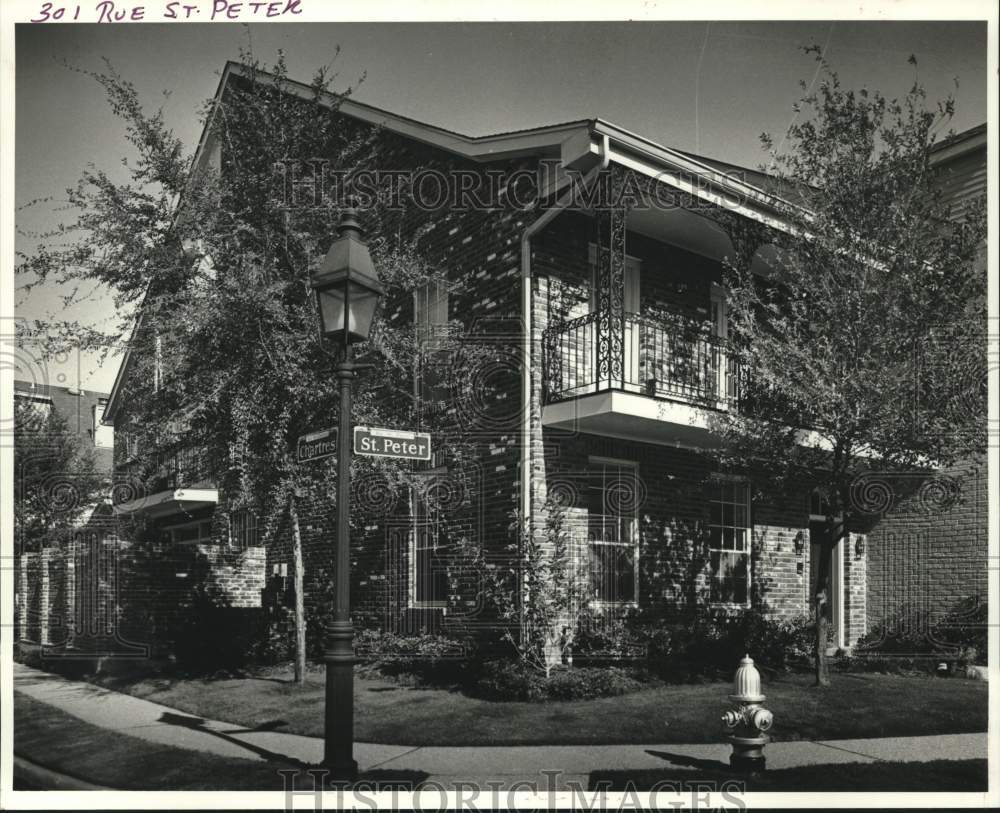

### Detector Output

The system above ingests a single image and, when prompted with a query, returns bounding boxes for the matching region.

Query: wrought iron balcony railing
[542,310,743,408]
[116,445,213,501]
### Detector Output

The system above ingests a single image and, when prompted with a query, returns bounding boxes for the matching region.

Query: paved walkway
[13,663,988,789]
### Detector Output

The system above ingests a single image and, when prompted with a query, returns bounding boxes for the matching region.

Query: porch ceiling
[576,206,783,275]
[113,487,219,518]
[541,391,725,449]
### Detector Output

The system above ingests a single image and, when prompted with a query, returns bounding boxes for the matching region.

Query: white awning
[113,488,219,518]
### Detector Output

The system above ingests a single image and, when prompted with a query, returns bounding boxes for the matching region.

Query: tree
[713,50,986,685]
[17,51,495,680]
[14,398,105,552]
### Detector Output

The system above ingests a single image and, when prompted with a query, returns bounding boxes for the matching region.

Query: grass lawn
[14,692,985,792]
[91,664,988,747]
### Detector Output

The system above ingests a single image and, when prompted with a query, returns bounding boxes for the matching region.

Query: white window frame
[92,399,114,449]
[710,282,730,407]
[707,478,752,608]
[586,455,640,608]
[152,333,163,394]
[408,468,449,610]
[414,279,450,349]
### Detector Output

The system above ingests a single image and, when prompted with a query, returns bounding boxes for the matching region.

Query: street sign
[297,427,338,463]
[354,426,431,461]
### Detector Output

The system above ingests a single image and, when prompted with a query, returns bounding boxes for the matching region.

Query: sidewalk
[13,663,989,790]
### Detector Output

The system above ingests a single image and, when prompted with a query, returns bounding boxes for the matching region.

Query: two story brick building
[29,62,981,665]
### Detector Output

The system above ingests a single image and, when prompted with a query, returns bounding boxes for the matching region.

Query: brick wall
[864,457,986,636]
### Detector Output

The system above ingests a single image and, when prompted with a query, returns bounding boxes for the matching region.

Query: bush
[473,660,645,702]
[646,610,813,680]
[354,630,474,687]
[854,597,986,667]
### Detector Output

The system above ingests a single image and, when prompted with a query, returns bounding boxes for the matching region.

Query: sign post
[353,426,431,461]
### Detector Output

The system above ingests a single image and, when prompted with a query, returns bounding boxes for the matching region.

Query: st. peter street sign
[354,426,431,461]
[297,427,338,463]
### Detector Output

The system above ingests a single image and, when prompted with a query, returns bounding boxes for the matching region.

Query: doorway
[809,518,844,653]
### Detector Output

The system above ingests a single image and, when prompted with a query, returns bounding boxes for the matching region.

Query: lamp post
[310,207,385,782]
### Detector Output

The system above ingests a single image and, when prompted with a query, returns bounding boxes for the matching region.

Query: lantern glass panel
[346,280,380,342]
[316,285,347,338]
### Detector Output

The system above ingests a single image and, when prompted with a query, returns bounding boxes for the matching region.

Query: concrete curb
[13,755,113,791]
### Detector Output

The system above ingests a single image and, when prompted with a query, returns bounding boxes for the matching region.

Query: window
[410,471,449,607]
[121,431,140,461]
[587,458,638,604]
[153,333,163,393]
[93,399,114,449]
[809,489,832,519]
[710,283,731,402]
[229,507,262,549]
[14,392,53,431]
[708,480,751,605]
[162,518,214,545]
[414,280,449,348]
[414,280,451,415]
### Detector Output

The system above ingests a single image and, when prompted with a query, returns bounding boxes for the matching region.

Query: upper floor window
[809,489,832,519]
[92,399,114,449]
[152,334,163,394]
[708,479,751,605]
[414,279,449,349]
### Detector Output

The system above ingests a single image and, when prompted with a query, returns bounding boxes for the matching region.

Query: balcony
[541,311,742,446]
[114,445,217,517]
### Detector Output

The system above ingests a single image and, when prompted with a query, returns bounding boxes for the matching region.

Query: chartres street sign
[354,426,431,461]
[297,427,338,463]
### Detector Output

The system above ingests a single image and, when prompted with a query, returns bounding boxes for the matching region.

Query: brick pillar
[64,537,78,649]
[17,554,29,642]
[39,547,51,646]
[844,532,867,648]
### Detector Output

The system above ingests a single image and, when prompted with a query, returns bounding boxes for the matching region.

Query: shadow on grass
[645,750,730,772]
[589,759,988,792]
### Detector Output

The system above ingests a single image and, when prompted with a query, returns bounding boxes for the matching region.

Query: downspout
[519,133,610,538]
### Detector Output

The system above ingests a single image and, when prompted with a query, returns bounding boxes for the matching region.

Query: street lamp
[311,207,385,782]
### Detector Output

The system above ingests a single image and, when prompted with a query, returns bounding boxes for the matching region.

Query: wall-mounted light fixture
[794,532,805,556]
[855,536,866,557]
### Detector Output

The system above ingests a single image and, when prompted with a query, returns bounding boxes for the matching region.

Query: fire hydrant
[721,654,773,774]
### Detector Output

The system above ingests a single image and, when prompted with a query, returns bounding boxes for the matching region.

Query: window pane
[733,504,747,528]
[723,527,735,550]
[415,533,448,603]
[734,528,746,551]
[722,503,734,526]
[590,543,635,603]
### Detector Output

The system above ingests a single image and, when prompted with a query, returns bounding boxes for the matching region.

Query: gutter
[518,133,610,538]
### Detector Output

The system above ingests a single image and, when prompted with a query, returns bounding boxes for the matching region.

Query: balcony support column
[594,165,630,391]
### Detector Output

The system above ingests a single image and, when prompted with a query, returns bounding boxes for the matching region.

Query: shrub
[642,610,813,680]
[854,597,986,666]
[473,660,645,702]
[354,630,473,687]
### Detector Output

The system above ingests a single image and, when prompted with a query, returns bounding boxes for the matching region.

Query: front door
[809,519,843,652]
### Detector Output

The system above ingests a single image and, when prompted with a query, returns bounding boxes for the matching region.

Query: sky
[13,19,988,394]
